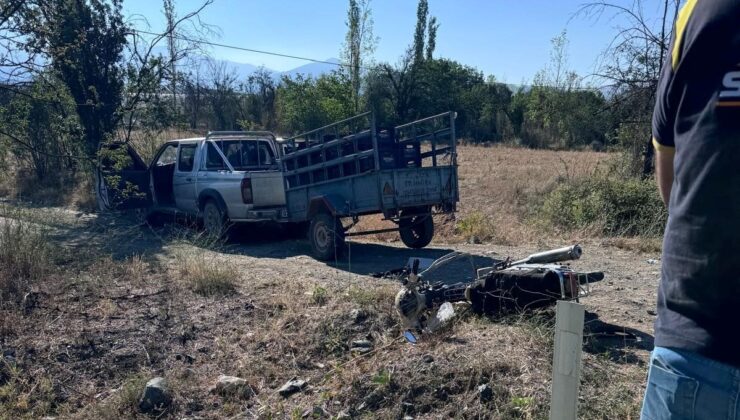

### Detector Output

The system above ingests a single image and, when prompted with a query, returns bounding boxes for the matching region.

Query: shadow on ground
[46,211,496,280]
[204,222,499,280]
[583,311,654,365]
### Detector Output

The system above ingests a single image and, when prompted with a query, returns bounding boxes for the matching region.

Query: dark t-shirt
[652,0,740,367]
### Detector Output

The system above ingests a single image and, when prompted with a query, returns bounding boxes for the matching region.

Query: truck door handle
[186,177,192,182]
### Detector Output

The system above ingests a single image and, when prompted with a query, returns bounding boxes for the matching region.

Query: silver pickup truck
[98,112,459,260]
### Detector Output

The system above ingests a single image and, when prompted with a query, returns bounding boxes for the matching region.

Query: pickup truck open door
[96,142,152,211]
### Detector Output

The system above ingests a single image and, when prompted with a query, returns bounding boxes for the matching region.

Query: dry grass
[0,207,55,302]
[175,250,238,296]
[455,211,497,243]
[0,169,97,212]
[356,144,610,245]
[602,236,663,254]
[0,359,58,419]
[0,209,648,419]
[454,144,609,244]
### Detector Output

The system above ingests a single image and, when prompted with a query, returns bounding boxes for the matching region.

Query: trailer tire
[309,213,345,261]
[399,211,434,249]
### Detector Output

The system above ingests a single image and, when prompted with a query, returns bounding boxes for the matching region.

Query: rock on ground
[278,378,307,397]
[139,377,171,413]
[478,384,493,403]
[209,375,253,398]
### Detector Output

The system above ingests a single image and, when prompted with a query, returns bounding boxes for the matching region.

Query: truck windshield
[213,140,276,170]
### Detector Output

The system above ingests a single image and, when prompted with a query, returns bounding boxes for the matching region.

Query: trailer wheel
[399,211,434,249]
[309,213,345,261]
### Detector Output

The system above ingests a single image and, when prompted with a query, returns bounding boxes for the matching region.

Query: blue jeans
[641,346,740,420]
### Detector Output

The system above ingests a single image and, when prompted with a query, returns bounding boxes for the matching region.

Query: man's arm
[654,143,675,207]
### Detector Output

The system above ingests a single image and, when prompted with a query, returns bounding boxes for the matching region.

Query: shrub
[0,210,53,301]
[176,253,237,297]
[311,285,328,306]
[456,212,496,243]
[538,173,666,237]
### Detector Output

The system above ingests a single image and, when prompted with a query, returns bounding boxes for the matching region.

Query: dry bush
[68,254,152,296]
[0,166,97,212]
[81,372,152,419]
[311,284,329,306]
[455,211,497,243]
[175,252,238,296]
[0,360,58,419]
[67,173,97,212]
[309,309,643,419]
[538,172,666,238]
[0,210,54,301]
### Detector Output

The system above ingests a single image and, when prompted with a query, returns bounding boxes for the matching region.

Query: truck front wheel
[399,211,434,249]
[309,213,345,261]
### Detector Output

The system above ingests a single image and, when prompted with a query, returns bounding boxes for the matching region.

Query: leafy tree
[511,31,608,149]
[0,73,82,179]
[240,67,277,130]
[412,0,428,64]
[25,0,127,155]
[181,67,205,130]
[0,1,38,83]
[577,0,681,176]
[426,16,439,60]
[341,0,377,114]
[367,51,419,127]
[163,0,178,111]
[120,1,213,141]
[276,73,352,135]
[206,60,240,130]
[474,76,514,142]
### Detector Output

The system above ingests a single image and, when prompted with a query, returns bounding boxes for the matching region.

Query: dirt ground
[0,145,660,419]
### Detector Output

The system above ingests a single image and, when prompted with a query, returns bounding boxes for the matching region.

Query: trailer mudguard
[307,195,348,219]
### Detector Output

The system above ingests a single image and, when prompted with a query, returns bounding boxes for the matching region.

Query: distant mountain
[282,58,341,79]
[216,57,341,80]
[150,47,340,81]
[222,60,274,80]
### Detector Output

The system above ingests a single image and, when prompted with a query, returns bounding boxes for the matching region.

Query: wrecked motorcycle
[394,245,604,332]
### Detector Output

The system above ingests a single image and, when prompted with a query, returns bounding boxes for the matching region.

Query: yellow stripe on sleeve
[653,137,676,153]
[672,0,699,69]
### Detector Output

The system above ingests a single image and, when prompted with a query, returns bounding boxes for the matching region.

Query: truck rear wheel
[203,200,226,237]
[309,213,345,261]
[399,211,434,249]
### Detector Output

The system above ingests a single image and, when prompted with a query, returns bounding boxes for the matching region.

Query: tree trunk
[642,139,655,178]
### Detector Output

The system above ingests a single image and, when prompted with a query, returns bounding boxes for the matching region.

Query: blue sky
[123,0,674,85]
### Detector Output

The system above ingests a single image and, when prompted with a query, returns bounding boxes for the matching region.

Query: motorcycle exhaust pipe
[510,244,582,266]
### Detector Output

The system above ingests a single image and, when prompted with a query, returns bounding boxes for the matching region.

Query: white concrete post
[549,300,585,420]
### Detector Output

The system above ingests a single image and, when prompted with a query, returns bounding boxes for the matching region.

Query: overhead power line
[131,28,601,92]
[132,29,365,70]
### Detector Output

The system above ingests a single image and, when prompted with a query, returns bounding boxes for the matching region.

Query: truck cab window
[206,142,226,170]
[156,144,178,166]
[178,144,197,172]
[223,141,243,169]
[214,140,274,170]
[242,142,259,167]
[258,142,274,166]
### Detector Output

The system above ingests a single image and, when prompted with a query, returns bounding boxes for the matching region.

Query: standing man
[642,0,740,419]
